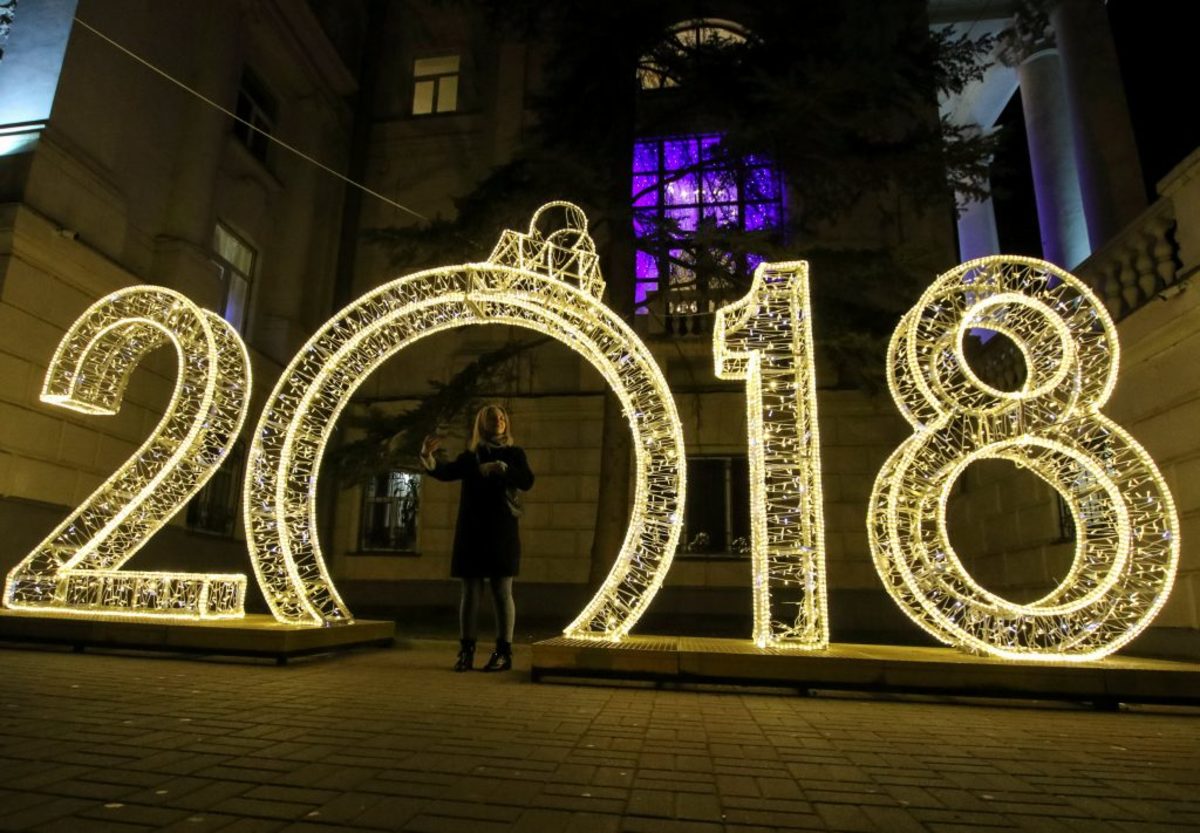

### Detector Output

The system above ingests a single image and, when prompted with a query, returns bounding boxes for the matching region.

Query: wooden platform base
[0,609,395,663]
[531,636,1200,706]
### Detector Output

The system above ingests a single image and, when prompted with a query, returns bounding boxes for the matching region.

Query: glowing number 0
[869,257,1180,660]
[243,203,687,635]
[714,262,828,648]
[4,288,251,619]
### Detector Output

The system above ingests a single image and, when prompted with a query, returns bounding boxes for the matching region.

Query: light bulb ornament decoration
[3,287,251,619]
[714,261,828,648]
[245,202,686,635]
[869,256,1179,661]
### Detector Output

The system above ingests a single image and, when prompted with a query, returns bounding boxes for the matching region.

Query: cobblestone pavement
[2,640,1199,833]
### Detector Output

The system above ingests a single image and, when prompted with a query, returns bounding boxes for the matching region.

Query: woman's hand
[478,460,508,477]
[421,435,442,457]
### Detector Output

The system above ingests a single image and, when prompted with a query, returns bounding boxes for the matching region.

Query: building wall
[1104,278,1200,640]
[0,0,356,593]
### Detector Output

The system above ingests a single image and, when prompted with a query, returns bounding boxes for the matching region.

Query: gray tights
[459,577,514,643]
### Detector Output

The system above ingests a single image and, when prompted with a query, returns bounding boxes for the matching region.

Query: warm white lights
[245,203,686,634]
[8,240,1181,661]
[869,256,1179,661]
[714,261,828,648]
[4,287,251,619]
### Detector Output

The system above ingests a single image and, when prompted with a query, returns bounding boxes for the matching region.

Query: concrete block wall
[0,207,175,531]
[1104,288,1200,633]
[944,457,1076,603]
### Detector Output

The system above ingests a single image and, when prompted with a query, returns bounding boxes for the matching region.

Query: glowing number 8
[869,257,1179,661]
[4,288,251,618]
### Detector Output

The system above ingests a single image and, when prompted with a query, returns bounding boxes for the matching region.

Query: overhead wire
[72,15,435,227]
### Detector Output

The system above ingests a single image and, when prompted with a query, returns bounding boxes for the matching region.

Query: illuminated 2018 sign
[2,205,1180,661]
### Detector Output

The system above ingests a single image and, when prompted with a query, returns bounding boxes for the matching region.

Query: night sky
[1108,0,1197,195]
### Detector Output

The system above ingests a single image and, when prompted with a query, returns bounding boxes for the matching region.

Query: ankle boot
[454,639,476,672]
[482,639,512,672]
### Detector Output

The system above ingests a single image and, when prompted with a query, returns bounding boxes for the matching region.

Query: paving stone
[0,795,94,829]
[76,801,193,827]
[31,817,156,833]
[3,642,1199,833]
[209,797,318,821]
[814,802,882,832]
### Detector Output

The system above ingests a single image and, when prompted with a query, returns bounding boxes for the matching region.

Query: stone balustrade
[1074,198,1181,320]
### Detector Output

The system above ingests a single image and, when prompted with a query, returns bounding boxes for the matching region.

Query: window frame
[233,67,277,164]
[679,454,751,559]
[410,53,461,116]
[631,133,784,314]
[211,221,256,336]
[358,469,423,554]
[186,440,245,538]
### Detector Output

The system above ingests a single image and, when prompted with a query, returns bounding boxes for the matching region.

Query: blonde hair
[469,403,513,451]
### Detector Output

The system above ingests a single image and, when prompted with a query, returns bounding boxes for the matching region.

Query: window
[632,134,783,313]
[682,456,750,556]
[233,68,277,163]
[360,470,421,552]
[187,441,244,537]
[638,18,750,90]
[411,55,460,115]
[212,223,255,334]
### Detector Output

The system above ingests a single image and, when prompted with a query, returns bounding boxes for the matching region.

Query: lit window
[233,68,276,163]
[212,223,255,333]
[411,55,460,115]
[682,456,750,556]
[360,471,421,552]
[632,134,783,313]
[187,441,244,537]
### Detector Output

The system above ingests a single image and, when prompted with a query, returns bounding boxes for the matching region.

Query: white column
[1051,0,1146,249]
[1018,48,1090,269]
[956,188,1001,262]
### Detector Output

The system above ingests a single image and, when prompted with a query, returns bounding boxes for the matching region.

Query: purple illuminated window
[632,134,783,312]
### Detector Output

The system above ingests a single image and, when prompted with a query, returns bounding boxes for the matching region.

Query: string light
[3,287,251,620]
[714,261,828,649]
[869,256,1179,661]
[245,202,687,635]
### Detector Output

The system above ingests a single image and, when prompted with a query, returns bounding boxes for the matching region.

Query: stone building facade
[1,0,1197,656]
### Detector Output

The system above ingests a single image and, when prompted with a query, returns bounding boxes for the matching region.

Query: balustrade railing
[966,191,1185,386]
[1074,199,1182,320]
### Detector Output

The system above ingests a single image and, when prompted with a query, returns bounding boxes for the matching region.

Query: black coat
[425,444,534,578]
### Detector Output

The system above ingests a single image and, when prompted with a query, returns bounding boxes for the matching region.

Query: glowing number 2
[869,257,1180,661]
[714,262,828,648]
[3,288,252,619]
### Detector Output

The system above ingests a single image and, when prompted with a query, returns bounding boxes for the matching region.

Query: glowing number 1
[714,262,828,648]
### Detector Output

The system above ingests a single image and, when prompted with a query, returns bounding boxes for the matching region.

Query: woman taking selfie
[421,404,534,672]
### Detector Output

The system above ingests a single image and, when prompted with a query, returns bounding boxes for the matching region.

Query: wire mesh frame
[869,256,1179,661]
[244,203,687,635]
[3,287,251,620]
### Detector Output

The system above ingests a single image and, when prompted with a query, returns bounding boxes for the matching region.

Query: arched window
[637,18,750,90]
[632,20,783,319]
